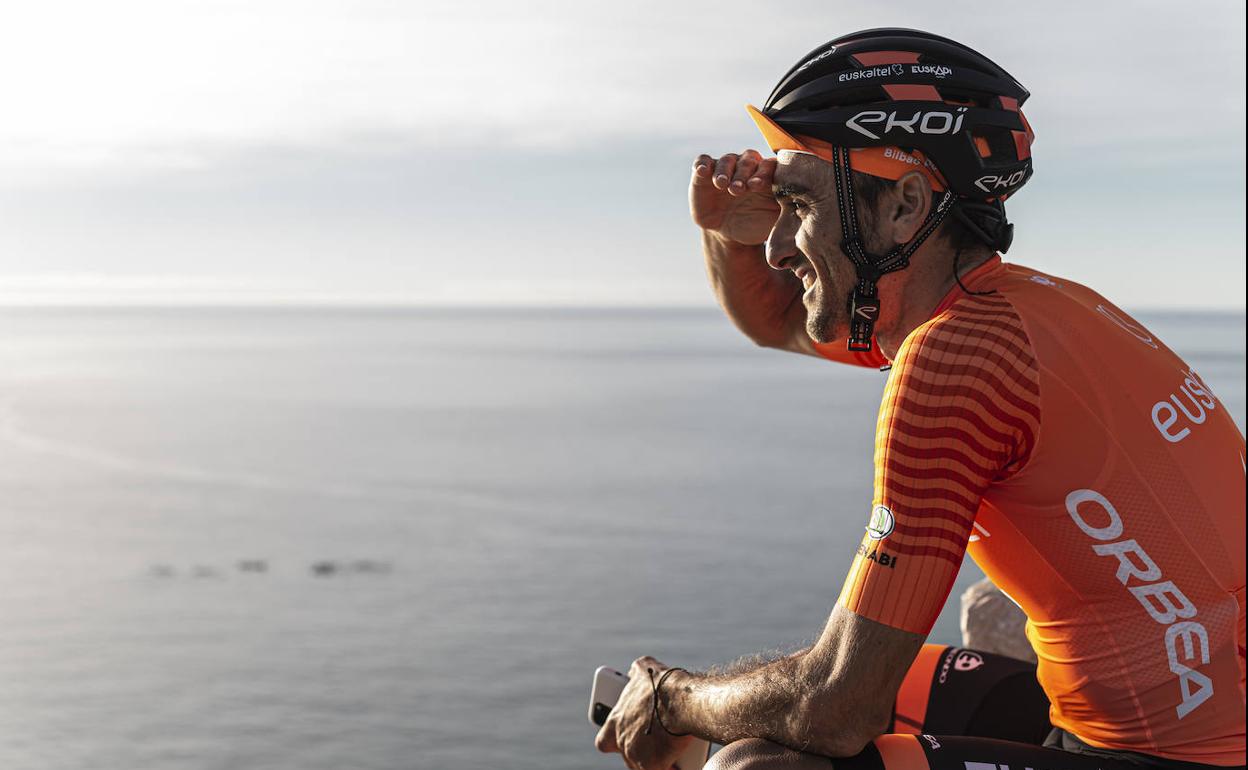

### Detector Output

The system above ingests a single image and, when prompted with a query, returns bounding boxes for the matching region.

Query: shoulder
[884,293,1042,470]
[893,293,1037,381]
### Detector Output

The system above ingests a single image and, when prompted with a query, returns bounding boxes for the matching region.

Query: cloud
[1,0,1242,178]
[0,1,1241,309]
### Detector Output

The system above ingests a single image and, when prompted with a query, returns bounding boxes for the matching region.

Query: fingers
[691,154,715,187]
[595,717,619,754]
[728,149,762,196]
[748,157,778,193]
[629,655,663,677]
[692,151,776,198]
[618,733,646,770]
[712,154,738,191]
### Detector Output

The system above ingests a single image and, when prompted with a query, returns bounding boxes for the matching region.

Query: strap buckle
[847,290,880,352]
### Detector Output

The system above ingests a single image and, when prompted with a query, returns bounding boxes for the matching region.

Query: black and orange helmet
[751,28,1034,201]
[748,29,1036,352]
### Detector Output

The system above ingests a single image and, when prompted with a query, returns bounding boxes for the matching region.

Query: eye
[791,199,809,216]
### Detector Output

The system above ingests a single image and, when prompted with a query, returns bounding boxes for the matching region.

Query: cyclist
[595,28,1245,770]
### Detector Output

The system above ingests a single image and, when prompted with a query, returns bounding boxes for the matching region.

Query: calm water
[0,307,1242,770]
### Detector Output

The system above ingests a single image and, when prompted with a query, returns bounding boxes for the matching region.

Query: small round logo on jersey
[954,651,985,672]
[867,505,894,540]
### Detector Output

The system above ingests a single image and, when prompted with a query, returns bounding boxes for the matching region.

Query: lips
[795,266,817,291]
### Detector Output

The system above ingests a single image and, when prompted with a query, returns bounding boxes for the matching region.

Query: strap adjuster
[847,290,881,352]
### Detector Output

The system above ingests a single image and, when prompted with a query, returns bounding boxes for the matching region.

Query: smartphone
[589,666,711,770]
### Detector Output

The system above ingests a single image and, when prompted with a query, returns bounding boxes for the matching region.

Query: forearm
[660,651,806,746]
[658,648,874,757]
[702,231,811,354]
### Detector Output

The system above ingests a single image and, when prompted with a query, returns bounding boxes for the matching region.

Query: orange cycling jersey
[829,257,1246,765]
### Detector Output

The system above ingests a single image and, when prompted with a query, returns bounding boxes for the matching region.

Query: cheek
[797,219,845,280]
[797,213,838,255]
[794,217,824,261]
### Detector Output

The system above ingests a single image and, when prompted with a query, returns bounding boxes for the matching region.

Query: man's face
[766,152,859,344]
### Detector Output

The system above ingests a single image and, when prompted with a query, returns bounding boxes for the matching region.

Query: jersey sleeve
[812,339,890,368]
[837,295,1041,635]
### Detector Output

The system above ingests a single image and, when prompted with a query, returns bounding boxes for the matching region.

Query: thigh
[710,734,1152,770]
[842,734,1159,770]
[892,644,1049,744]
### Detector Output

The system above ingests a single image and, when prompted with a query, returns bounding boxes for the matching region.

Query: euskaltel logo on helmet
[837,63,953,82]
[837,65,895,82]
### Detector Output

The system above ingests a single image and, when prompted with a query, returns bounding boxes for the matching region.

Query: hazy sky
[0,0,1243,308]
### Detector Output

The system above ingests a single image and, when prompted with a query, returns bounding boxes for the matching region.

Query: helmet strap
[829,146,955,353]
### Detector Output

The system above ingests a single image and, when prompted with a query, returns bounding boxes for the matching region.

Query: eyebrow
[773,182,813,199]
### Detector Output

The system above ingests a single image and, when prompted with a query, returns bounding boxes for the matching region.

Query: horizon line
[0,299,1243,316]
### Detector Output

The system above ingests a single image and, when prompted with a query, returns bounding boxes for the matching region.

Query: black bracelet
[645,667,691,737]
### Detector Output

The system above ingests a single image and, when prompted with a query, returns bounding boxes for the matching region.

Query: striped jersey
[825,257,1245,765]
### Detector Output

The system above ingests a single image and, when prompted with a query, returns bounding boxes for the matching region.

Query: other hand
[594,656,697,770]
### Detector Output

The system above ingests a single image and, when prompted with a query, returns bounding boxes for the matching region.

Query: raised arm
[691,152,888,367]
[690,151,816,356]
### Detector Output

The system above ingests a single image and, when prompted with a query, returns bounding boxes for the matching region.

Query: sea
[0,307,1242,770]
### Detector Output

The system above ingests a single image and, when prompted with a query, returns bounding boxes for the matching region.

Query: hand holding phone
[589,665,711,770]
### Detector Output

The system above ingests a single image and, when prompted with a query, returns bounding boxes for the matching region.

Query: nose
[765,215,800,271]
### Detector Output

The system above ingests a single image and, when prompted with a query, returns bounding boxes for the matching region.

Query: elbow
[799,715,888,758]
[743,327,798,352]
[801,715,889,758]
[719,310,791,350]
[790,688,891,758]
[824,719,889,758]
[734,324,784,350]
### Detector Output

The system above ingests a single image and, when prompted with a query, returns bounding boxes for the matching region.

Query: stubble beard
[804,280,845,345]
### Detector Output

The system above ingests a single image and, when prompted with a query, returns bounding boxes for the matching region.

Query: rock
[349,559,392,574]
[960,577,1036,663]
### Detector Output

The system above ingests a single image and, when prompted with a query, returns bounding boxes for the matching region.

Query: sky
[0,0,1243,308]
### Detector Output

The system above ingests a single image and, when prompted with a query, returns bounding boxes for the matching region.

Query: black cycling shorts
[831,644,1243,770]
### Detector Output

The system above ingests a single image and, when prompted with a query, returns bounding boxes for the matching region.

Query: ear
[885,171,933,244]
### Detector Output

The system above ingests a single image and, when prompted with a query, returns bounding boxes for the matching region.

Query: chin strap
[830,146,956,353]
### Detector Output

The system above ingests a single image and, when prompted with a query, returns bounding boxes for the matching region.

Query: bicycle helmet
[748,28,1035,351]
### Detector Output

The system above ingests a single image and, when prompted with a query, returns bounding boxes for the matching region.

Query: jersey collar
[930,254,1005,318]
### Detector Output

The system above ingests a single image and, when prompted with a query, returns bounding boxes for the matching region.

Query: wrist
[657,668,696,736]
[704,228,764,251]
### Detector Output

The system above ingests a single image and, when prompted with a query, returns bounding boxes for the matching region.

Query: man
[595,28,1245,770]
